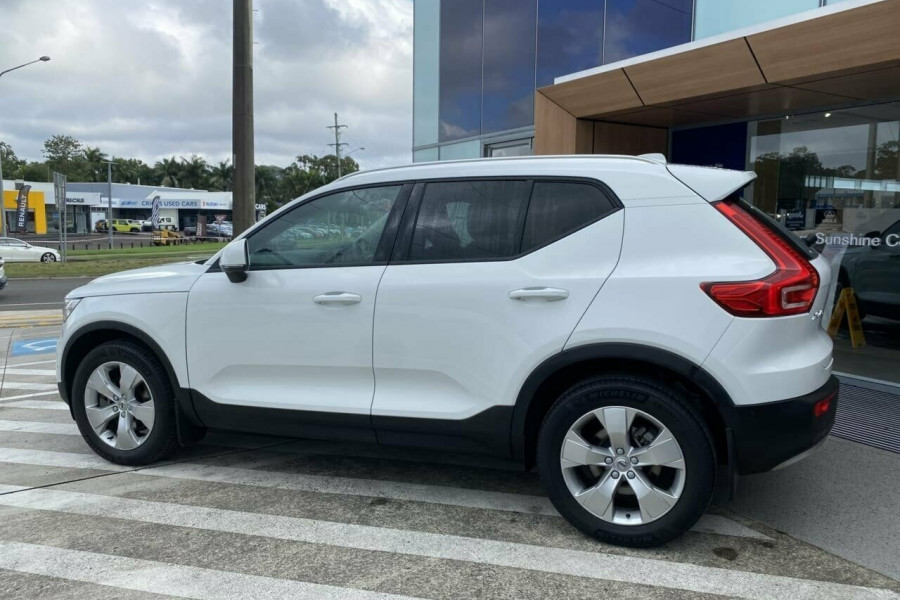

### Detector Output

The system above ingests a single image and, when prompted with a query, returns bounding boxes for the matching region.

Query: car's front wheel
[71,340,178,465]
[40,252,57,262]
[538,374,716,547]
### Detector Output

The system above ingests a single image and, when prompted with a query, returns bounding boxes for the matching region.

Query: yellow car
[111,219,141,233]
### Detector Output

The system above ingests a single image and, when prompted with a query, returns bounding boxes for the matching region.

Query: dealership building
[413,0,900,400]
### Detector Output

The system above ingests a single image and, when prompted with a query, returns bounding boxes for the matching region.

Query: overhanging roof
[539,0,900,128]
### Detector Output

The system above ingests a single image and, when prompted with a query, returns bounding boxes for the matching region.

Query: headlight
[63,298,82,322]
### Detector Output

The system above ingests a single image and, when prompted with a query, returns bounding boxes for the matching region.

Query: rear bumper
[731,375,838,475]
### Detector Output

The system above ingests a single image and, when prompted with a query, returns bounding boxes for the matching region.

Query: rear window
[521,182,617,252]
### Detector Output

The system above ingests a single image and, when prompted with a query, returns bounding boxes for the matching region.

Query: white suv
[57,155,838,546]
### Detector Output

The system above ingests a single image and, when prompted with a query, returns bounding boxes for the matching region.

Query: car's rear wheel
[40,252,57,262]
[71,340,179,465]
[538,374,716,547]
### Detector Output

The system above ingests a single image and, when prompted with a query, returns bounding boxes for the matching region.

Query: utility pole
[105,161,114,250]
[327,113,349,178]
[232,0,255,235]
[0,153,5,235]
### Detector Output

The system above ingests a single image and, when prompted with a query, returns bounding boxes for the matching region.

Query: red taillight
[813,395,833,418]
[701,201,819,317]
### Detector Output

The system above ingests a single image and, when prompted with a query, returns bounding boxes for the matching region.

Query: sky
[0,0,414,171]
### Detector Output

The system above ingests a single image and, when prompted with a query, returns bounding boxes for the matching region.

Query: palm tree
[210,160,233,191]
[82,146,108,182]
[154,156,181,188]
[179,154,209,189]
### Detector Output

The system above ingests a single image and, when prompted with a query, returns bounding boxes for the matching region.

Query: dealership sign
[64,192,102,206]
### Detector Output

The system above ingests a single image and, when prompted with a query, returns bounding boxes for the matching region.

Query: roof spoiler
[666,164,757,202]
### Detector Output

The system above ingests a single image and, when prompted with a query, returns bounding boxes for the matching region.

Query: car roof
[318,155,752,204]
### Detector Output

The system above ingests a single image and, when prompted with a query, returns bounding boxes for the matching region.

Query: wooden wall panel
[624,39,766,105]
[534,92,577,155]
[748,0,900,84]
[539,70,642,118]
[592,122,668,157]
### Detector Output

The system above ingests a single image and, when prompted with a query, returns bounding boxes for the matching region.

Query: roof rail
[638,153,667,164]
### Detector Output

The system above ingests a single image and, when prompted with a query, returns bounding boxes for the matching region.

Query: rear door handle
[508,287,569,302]
[313,292,362,305]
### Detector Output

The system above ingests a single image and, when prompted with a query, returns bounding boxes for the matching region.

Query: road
[0,324,897,598]
[0,278,89,312]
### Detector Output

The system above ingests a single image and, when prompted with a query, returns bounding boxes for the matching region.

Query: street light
[0,56,51,235]
[345,147,365,158]
[0,56,50,79]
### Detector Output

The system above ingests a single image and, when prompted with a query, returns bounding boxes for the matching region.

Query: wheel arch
[60,321,203,439]
[511,343,736,471]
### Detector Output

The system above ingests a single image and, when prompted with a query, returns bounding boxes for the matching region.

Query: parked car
[0,258,7,291]
[156,216,178,231]
[111,219,141,233]
[833,216,900,321]
[140,219,153,232]
[0,237,60,262]
[95,220,109,233]
[57,156,837,547]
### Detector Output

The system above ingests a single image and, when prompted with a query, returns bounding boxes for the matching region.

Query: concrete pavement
[0,324,897,599]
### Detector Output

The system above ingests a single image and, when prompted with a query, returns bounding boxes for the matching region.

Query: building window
[604,0,692,64]
[482,0,537,134]
[748,104,900,384]
[414,0,441,147]
[694,0,819,40]
[439,0,484,142]
[536,0,605,88]
[439,140,482,161]
[484,138,533,157]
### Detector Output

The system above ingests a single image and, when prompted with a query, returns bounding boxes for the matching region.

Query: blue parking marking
[11,338,59,356]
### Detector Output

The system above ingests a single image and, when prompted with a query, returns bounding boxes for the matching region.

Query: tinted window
[482,0,537,134]
[537,0,605,88]
[439,0,483,142]
[248,186,401,268]
[604,0,692,64]
[411,180,529,261]
[522,182,616,251]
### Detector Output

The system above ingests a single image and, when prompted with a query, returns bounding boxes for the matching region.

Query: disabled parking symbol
[11,338,59,357]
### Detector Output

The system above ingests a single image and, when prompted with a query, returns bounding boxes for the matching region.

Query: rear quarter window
[521,182,618,252]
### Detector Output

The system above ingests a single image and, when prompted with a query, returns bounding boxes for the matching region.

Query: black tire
[537,374,716,547]
[71,340,179,465]
[41,253,57,262]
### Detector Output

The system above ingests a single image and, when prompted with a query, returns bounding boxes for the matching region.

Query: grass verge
[6,255,214,278]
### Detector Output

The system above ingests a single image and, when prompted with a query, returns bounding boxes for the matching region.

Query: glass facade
[482,0,537,135]
[748,104,900,383]
[604,0,692,64]
[439,139,482,161]
[438,0,483,142]
[536,0,605,88]
[694,0,820,39]
[413,0,440,147]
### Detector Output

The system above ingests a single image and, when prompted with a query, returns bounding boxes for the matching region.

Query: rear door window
[410,180,529,262]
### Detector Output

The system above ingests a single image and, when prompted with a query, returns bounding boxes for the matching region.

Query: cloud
[0,0,413,172]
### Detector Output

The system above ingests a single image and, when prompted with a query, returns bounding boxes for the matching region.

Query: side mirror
[220,239,249,283]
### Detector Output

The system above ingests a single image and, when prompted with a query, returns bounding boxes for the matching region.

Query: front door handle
[313,292,362,305]
[508,287,569,302]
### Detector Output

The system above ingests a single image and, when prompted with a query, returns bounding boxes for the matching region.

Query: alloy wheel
[83,361,155,450]
[560,406,686,526]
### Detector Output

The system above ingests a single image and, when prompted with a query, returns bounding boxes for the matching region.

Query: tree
[178,154,208,189]
[82,146,108,182]
[0,142,25,179]
[42,135,87,179]
[154,156,181,188]
[210,160,233,191]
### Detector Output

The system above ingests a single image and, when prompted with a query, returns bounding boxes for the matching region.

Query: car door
[1,238,28,261]
[849,219,900,319]
[186,183,409,439]
[371,179,624,454]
